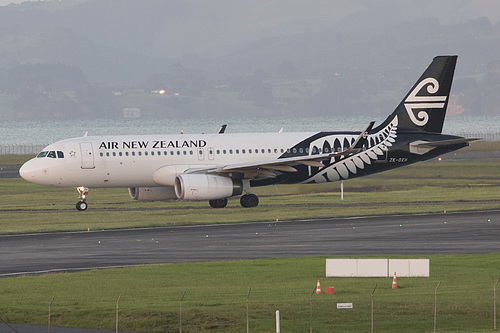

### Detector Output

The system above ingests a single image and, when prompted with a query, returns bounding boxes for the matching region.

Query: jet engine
[128,187,177,201]
[174,174,243,200]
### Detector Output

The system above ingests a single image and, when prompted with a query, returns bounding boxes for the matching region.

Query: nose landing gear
[76,186,89,211]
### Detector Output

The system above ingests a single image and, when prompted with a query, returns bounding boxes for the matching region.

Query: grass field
[1,157,499,234]
[0,142,499,332]
[0,255,499,332]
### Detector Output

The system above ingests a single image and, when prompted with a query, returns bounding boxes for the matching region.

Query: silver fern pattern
[305,116,398,183]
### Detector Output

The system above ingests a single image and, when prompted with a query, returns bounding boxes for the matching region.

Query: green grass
[0,255,499,332]
[1,158,499,234]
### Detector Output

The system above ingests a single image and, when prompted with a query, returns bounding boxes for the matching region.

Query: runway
[1,210,498,277]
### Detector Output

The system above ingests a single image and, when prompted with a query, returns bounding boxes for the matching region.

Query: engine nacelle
[128,187,177,201]
[174,174,243,200]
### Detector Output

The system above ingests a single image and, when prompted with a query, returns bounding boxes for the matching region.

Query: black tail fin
[373,56,457,134]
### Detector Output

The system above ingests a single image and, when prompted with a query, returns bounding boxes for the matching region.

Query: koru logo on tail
[404,78,447,126]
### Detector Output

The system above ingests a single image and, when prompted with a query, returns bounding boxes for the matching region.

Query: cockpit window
[36,151,65,158]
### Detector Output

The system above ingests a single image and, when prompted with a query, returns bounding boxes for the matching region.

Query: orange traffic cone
[316,279,321,294]
[392,272,397,289]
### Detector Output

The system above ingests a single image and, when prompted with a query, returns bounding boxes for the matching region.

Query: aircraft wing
[185,122,375,179]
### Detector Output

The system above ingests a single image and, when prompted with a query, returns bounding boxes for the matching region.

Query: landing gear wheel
[76,201,88,211]
[240,194,259,208]
[76,186,89,211]
[209,198,228,208]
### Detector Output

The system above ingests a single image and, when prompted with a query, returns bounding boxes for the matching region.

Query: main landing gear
[76,186,89,211]
[209,198,228,208]
[209,194,259,208]
[240,194,259,208]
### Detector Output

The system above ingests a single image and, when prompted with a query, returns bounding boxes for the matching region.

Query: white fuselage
[20,132,357,188]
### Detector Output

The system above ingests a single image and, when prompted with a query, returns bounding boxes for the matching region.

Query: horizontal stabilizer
[411,137,479,148]
[409,138,479,155]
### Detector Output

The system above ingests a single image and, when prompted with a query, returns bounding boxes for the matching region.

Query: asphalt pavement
[1,210,498,277]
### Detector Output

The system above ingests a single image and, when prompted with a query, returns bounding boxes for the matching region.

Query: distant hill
[0,0,499,119]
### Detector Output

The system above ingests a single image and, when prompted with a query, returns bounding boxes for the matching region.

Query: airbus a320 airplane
[20,56,475,210]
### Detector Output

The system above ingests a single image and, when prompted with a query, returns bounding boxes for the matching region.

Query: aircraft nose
[19,159,44,183]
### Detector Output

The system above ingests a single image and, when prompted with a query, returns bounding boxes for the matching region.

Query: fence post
[276,310,280,333]
[247,288,251,333]
[115,294,121,333]
[310,287,316,333]
[48,296,54,333]
[179,291,186,333]
[371,284,377,333]
[495,278,499,330]
[434,282,441,333]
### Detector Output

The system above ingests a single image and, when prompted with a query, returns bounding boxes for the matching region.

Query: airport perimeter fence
[0,144,48,155]
[1,280,499,333]
[456,131,500,141]
[0,132,499,155]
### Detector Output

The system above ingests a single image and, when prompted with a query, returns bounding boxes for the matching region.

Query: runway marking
[0,264,155,278]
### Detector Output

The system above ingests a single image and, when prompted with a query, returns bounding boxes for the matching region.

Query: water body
[0,115,498,145]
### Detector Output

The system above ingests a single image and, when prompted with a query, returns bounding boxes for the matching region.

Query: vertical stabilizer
[374,56,457,134]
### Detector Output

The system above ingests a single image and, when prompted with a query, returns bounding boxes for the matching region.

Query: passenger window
[236,149,239,154]
[106,152,110,157]
[132,152,135,156]
[125,152,129,156]
[57,151,64,158]
[47,151,56,158]
[261,149,265,154]
[229,149,233,154]
[100,152,104,157]
[145,152,148,156]
[242,149,245,154]
[112,152,116,157]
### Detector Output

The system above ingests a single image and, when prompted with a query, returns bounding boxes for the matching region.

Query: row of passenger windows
[98,146,342,158]
[37,151,65,158]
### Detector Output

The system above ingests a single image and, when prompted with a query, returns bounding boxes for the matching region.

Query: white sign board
[337,303,353,309]
[326,259,429,277]
[389,259,429,277]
